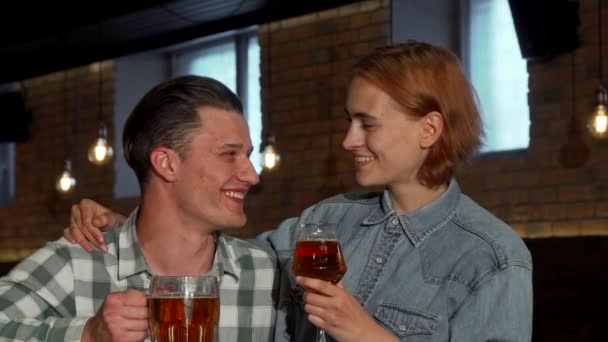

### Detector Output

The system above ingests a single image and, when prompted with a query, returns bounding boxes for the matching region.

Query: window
[172,32,262,173]
[113,29,262,198]
[0,142,14,208]
[463,0,529,152]
[0,84,15,208]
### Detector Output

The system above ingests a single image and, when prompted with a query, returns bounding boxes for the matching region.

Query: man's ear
[420,111,444,149]
[149,147,179,182]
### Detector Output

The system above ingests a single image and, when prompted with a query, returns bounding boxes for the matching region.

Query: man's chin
[218,216,247,231]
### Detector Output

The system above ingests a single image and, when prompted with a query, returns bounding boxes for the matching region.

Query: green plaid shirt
[0,209,278,342]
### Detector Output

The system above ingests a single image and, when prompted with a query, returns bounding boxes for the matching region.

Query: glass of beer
[148,275,220,342]
[292,223,347,342]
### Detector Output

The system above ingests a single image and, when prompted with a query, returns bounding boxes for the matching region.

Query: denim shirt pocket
[374,303,439,338]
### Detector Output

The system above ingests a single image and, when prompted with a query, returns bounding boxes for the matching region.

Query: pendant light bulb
[56,160,76,194]
[587,86,608,139]
[261,135,280,171]
[88,122,114,165]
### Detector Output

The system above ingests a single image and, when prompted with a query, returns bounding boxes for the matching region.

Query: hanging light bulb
[588,0,608,140]
[587,86,608,139]
[88,122,114,165]
[261,135,280,171]
[56,159,76,194]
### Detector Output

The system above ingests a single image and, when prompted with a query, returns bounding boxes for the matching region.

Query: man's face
[173,106,259,232]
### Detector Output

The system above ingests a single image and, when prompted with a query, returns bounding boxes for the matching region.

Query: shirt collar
[362,179,461,247]
[115,208,241,282]
[116,208,150,280]
[212,232,240,283]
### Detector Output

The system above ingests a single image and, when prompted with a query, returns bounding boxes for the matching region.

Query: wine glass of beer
[292,223,347,342]
[148,275,220,342]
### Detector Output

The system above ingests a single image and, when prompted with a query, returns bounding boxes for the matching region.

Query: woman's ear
[149,147,179,182]
[420,111,444,148]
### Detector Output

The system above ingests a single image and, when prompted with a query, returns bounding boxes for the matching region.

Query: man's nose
[239,158,260,185]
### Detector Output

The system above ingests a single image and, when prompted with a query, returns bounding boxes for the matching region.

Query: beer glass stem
[317,328,327,342]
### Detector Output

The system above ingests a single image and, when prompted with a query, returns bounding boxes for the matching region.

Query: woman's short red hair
[353,41,484,188]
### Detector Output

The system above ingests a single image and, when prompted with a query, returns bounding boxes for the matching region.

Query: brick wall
[1,0,607,262]
[240,0,391,237]
[458,0,608,238]
[0,62,117,261]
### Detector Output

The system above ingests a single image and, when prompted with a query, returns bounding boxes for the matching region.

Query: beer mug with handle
[148,275,220,342]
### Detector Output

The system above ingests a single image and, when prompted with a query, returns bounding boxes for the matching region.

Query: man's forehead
[193,107,250,145]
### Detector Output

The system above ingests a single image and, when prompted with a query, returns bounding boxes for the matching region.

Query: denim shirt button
[375,257,383,264]
[398,324,406,332]
[391,218,399,226]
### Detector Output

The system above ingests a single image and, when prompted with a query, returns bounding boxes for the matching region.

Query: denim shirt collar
[362,179,461,247]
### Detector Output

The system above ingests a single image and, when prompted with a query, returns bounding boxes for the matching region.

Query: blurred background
[0,0,606,340]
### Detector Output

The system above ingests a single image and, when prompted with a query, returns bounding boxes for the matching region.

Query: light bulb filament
[59,172,73,192]
[264,151,277,169]
[94,143,108,161]
[593,111,607,134]
[262,144,280,170]
[88,137,114,165]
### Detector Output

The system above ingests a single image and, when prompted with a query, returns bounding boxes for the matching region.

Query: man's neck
[135,190,217,276]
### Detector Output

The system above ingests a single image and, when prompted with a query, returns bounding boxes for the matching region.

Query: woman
[66,41,532,341]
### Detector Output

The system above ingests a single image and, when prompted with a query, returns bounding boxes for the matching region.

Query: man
[0,76,277,341]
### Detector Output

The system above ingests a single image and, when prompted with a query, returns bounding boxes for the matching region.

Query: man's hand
[63,199,126,253]
[296,276,399,342]
[81,290,149,342]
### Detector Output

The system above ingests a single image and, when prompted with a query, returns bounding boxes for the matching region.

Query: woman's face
[343,76,429,189]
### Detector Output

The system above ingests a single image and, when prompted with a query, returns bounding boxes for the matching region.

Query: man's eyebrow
[219,143,243,149]
[217,143,253,155]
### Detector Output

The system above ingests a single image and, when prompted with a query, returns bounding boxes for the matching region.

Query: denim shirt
[256,180,532,342]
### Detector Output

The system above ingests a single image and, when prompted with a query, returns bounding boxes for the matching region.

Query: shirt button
[398,325,407,332]
[375,257,383,264]
[391,218,399,225]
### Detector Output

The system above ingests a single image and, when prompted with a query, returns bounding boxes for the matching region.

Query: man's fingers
[122,330,149,341]
[119,306,149,320]
[120,290,149,306]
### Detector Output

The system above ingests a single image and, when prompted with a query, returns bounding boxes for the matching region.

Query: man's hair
[123,75,243,188]
[353,41,484,188]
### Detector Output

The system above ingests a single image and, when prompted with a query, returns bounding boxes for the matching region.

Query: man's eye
[224,151,237,156]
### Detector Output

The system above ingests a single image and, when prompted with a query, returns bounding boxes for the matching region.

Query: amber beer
[149,295,219,342]
[292,240,347,284]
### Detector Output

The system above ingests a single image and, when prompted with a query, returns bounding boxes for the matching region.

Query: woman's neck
[388,181,448,215]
